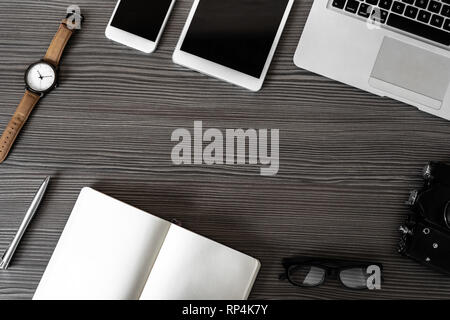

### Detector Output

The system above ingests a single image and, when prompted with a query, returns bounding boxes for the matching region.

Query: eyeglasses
[279,257,383,290]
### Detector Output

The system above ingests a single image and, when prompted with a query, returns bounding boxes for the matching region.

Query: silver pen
[0,176,50,270]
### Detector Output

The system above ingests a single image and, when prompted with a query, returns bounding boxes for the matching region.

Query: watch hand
[37,70,43,78]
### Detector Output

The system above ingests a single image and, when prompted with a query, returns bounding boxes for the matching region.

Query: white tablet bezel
[105,0,176,54]
[173,0,294,92]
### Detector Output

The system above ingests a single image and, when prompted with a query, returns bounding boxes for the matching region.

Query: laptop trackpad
[369,37,450,110]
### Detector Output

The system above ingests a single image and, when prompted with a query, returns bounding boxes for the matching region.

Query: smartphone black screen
[111,0,173,41]
[181,0,290,78]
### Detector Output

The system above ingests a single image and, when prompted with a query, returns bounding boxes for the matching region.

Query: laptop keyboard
[331,0,450,46]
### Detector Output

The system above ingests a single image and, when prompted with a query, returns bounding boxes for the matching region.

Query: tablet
[173,0,294,91]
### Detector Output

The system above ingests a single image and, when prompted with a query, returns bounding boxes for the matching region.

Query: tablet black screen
[181,0,290,78]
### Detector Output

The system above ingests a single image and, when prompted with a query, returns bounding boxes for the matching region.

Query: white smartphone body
[105,0,176,53]
[173,0,294,92]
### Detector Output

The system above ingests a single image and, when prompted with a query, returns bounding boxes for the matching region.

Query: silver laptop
[294,0,450,120]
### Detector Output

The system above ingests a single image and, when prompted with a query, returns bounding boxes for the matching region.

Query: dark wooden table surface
[1,0,450,300]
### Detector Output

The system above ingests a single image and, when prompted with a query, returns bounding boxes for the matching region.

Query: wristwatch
[0,9,83,163]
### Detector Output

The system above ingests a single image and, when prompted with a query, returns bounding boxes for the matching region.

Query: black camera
[399,162,450,275]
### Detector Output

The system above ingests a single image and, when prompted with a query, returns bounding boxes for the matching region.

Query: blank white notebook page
[140,225,260,300]
[33,188,171,300]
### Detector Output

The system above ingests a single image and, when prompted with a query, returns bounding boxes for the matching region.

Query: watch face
[25,61,57,93]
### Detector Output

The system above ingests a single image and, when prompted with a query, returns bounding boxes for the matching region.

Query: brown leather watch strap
[43,19,74,67]
[0,90,41,163]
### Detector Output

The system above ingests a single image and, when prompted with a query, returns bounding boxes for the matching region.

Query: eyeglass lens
[288,265,325,286]
[339,267,369,289]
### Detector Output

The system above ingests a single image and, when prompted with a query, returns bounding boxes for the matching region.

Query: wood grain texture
[1,0,450,300]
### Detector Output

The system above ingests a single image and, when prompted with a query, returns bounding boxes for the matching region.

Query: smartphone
[105,0,176,53]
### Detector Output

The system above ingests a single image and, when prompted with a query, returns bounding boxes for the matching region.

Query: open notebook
[33,188,260,300]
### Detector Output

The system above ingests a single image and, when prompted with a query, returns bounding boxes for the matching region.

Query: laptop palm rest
[369,37,450,110]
